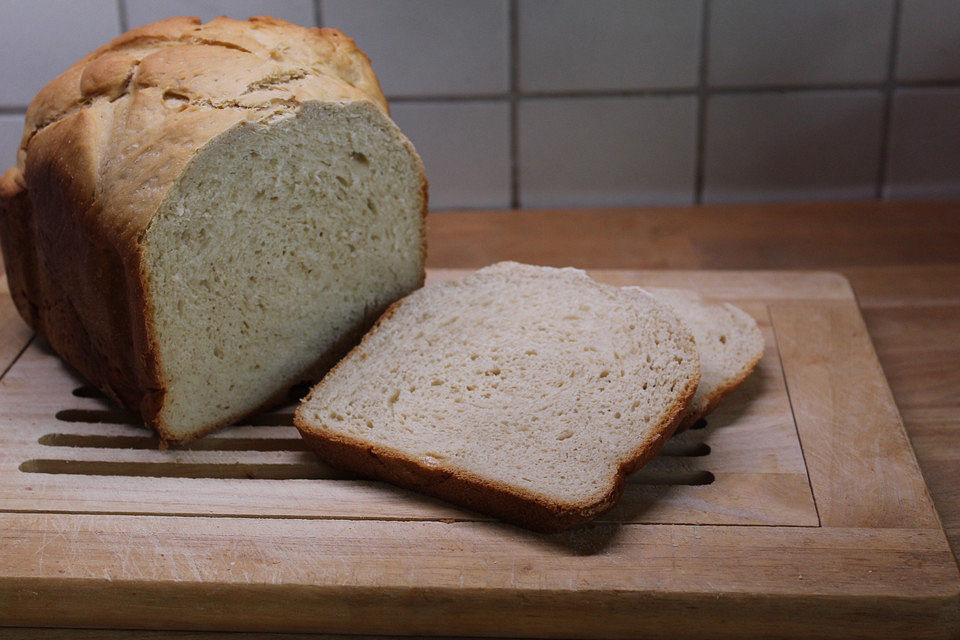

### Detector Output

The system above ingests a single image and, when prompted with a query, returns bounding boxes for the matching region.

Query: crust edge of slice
[296,370,697,532]
[676,300,763,431]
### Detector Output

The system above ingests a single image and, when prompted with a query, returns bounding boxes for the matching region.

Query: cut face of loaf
[295,262,700,532]
[629,287,764,430]
[146,101,425,441]
[0,17,427,443]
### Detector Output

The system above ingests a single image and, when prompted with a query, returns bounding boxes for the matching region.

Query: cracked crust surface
[0,16,425,440]
[18,15,387,170]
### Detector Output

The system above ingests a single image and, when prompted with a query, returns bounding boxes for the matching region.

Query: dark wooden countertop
[425,199,960,559]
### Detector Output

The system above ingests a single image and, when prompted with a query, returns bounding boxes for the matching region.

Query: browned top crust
[19,15,386,163]
[9,15,387,220]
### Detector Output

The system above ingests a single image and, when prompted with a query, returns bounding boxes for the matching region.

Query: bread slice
[0,17,426,443]
[628,287,764,430]
[294,262,700,532]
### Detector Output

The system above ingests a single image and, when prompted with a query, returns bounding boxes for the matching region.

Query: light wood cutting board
[0,269,957,639]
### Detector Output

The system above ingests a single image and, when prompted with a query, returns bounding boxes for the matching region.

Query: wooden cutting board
[0,269,957,639]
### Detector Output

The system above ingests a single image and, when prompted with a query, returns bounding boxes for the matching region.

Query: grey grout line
[7,78,942,114]
[876,0,903,199]
[6,76,938,114]
[385,81,949,105]
[313,0,323,28]
[508,0,520,210]
[388,93,513,103]
[520,87,697,99]
[0,107,28,115]
[117,0,128,32]
[5,78,954,114]
[693,0,711,205]
[897,79,960,88]
[707,82,884,94]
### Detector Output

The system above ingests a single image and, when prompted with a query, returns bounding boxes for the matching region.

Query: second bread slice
[630,287,764,430]
[295,262,700,531]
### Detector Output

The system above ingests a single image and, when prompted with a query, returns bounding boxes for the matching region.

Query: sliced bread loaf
[629,287,764,430]
[0,17,426,442]
[294,262,700,532]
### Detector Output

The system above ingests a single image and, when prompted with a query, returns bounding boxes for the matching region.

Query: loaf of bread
[0,17,427,442]
[295,262,701,532]
[633,287,764,430]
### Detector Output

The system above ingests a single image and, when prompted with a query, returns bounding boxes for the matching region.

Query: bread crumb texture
[296,263,700,527]
[631,287,764,429]
[1,16,426,442]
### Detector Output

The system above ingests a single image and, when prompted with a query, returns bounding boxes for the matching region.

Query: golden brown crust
[314,379,693,533]
[296,364,695,533]
[674,305,764,432]
[0,16,421,442]
[294,282,700,533]
[674,360,760,431]
[18,16,388,165]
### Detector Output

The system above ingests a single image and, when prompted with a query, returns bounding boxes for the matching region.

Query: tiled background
[0,0,957,210]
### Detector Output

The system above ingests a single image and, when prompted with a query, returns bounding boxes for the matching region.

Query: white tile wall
[0,0,121,107]
[519,96,698,208]
[0,115,24,168]
[885,88,960,198]
[708,0,893,86]
[703,91,884,203]
[895,0,960,81]
[0,0,957,208]
[125,0,315,27]
[390,101,511,210]
[323,0,509,97]
[518,0,701,92]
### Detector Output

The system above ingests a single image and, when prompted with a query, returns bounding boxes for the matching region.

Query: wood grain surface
[1,269,957,638]
[1,199,958,639]
[424,200,960,558]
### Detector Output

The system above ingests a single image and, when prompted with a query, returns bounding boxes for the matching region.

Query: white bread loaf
[294,262,701,532]
[0,16,427,442]
[631,287,764,430]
